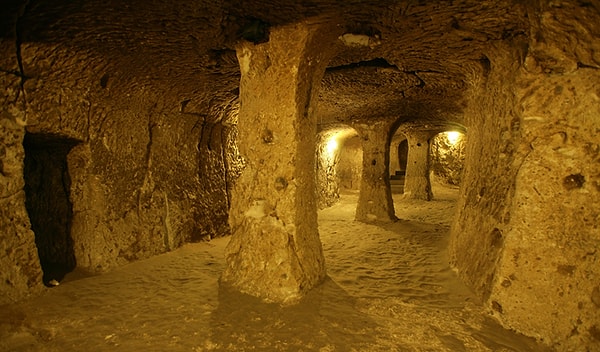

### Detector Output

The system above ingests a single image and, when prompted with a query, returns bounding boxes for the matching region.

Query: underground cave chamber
[318,125,466,207]
[1,1,599,350]
[23,132,80,286]
[319,126,463,202]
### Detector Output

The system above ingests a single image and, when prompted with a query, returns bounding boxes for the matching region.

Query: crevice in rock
[577,61,600,70]
[199,121,210,151]
[85,101,92,141]
[144,121,156,176]
[0,67,29,78]
[326,58,396,72]
[180,99,191,113]
[14,0,31,109]
[238,17,270,44]
[412,72,426,88]
[189,114,208,134]
[99,73,109,88]
[479,55,491,77]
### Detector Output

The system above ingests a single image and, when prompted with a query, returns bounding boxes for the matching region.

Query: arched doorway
[316,126,360,208]
[23,132,80,286]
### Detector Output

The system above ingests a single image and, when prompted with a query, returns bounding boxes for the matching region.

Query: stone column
[354,121,397,222]
[221,22,337,304]
[404,131,433,200]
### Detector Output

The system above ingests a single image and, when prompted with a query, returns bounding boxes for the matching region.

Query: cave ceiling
[5,0,529,128]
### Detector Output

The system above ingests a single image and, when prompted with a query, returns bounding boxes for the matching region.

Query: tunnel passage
[23,132,80,286]
[397,139,408,173]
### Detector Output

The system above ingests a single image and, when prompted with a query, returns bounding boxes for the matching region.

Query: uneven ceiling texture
[3,0,532,126]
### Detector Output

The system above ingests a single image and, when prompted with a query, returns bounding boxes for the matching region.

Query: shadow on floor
[208,276,381,350]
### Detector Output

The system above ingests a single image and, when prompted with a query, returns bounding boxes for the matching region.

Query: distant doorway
[23,132,79,286]
[398,139,408,172]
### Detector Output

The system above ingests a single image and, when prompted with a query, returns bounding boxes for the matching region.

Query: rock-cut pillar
[221,22,336,303]
[404,131,433,200]
[354,121,397,222]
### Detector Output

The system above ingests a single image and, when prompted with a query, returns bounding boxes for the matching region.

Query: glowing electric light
[446,131,461,145]
[326,138,338,156]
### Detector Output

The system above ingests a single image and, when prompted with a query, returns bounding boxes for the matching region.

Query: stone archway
[316,125,359,209]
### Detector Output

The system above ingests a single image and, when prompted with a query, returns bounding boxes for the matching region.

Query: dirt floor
[0,183,550,351]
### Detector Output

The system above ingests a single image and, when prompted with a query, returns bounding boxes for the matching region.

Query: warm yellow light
[326,138,338,156]
[446,131,461,145]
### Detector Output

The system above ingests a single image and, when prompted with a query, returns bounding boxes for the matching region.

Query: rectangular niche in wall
[23,132,80,286]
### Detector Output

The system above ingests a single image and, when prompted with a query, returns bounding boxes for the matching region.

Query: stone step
[390,185,404,194]
[390,170,406,180]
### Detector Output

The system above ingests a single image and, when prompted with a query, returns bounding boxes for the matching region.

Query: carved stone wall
[316,131,340,209]
[0,41,234,304]
[450,4,600,347]
[430,132,465,186]
[337,136,362,191]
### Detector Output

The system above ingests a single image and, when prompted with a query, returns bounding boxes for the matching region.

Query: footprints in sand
[319,188,471,308]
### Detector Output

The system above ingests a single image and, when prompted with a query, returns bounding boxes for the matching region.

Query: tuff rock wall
[492,58,600,351]
[449,42,522,309]
[316,131,340,209]
[337,135,362,191]
[1,1,599,349]
[450,3,600,349]
[430,132,465,186]
[0,42,235,305]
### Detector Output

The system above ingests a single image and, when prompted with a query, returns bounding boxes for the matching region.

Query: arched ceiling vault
[5,0,530,127]
[316,1,529,128]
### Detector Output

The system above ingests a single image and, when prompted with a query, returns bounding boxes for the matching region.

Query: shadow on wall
[23,132,81,286]
[209,277,379,350]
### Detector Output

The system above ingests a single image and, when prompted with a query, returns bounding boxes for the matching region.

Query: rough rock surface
[403,130,434,201]
[316,129,340,209]
[353,121,396,222]
[430,132,466,186]
[1,0,599,349]
[221,22,339,303]
[337,135,362,191]
[1,0,239,304]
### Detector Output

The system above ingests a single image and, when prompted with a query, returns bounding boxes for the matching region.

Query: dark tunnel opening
[23,132,80,286]
[398,139,408,172]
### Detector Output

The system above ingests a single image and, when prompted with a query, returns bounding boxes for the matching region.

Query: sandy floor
[1,183,549,351]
